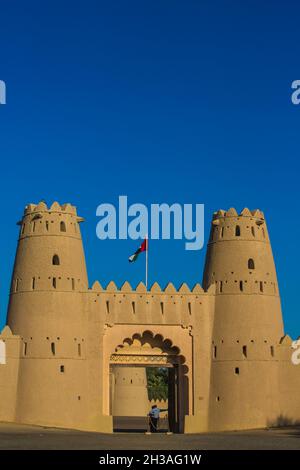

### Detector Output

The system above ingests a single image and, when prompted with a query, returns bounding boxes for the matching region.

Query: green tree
[146,367,168,400]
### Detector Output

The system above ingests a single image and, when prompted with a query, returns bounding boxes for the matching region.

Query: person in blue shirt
[148,405,168,433]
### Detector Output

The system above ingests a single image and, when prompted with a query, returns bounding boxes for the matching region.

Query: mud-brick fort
[0,202,299,434]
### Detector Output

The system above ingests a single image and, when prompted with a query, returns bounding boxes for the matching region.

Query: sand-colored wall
[111,366,149,416]
[0,326,22,422]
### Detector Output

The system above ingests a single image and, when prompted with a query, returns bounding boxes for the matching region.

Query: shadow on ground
[0,422,300,450]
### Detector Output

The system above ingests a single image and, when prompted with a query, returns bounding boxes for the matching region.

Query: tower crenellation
[204,207,276,296]
[19,201,83,240]
[210,207,268,244]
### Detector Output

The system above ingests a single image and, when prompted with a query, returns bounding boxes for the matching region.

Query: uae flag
[128,238,147,263]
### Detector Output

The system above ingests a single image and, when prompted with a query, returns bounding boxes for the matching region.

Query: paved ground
[0,422,300,449]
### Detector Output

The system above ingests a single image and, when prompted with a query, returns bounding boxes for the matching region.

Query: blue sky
[0,1,299,337]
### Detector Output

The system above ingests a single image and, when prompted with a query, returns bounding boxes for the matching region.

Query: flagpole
[145,234,148,290]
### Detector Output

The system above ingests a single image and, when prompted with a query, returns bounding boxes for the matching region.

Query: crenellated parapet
[17,201,84,239]
[87,280,214,323]
[210,207,268,243]
[213,207,265,220]
[24,201,78,216]
[89,280,212,295]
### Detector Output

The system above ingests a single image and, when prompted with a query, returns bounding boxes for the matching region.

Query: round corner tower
[203,207,284,431]
[8,201,88,332]
[7,201,89,428]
